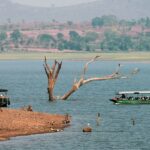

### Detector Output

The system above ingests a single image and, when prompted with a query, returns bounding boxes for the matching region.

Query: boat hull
[110,99,150,104]
[0,98,10,107]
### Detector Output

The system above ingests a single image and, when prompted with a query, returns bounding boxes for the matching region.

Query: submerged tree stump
[44,57,62,101]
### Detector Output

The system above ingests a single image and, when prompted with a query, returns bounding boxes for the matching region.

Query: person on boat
[121,94,126,99]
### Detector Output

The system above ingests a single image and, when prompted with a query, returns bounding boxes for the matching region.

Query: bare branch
[83,74,121,84]
[119,67,140,79]
[61,63,131,100]
[83,55,100,76]
[131,67,140,75]
[54,61,62,81]
[43,64,49,78]
[44,56,51,73]
[73,77,77,84]
[52,60,57,75]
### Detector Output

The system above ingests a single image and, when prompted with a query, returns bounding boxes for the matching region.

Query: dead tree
[44,57,62,101]
[44,56,139,101]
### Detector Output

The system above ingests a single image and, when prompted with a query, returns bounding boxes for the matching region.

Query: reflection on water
[0,60,150,150]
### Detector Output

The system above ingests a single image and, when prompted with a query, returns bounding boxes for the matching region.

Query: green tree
[0,32,7,41]
[69,31,81,41]
[137,17,150,27]
[145,17,150,27]
[81,32,99,51]
[100,31,119,51]
[56,33,65,50]
[117,35,133,50]
[57,33,64,41]
[67,31,82,50]
[135,33,150,51]
[101,15,118,26]
[91,17,103,28]
[100,31,133,51]
[66,41,82,50]
[92,15,118,28]
[84,32,98,42]
[37,34,56,48]
[10,29,22,48]
[0,32,7,51]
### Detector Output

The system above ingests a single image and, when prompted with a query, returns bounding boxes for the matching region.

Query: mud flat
[0,108,71,141]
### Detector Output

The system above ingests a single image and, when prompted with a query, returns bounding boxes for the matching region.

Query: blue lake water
[0,60,150,150]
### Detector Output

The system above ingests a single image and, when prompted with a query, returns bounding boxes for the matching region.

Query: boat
[0,89,10,107]
[110,91,150,104]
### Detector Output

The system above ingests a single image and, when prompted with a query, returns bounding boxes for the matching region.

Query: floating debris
[131,118,135,126]
[96,113,101,126]
[82,123,92,132]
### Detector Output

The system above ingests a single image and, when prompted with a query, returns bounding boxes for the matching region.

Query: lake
[0,60,150,150]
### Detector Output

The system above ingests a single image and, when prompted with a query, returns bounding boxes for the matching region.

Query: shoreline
[0,108,71,141]
[0,52,150,61]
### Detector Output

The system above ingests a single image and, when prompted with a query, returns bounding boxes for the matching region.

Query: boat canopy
[117,91,150,95]
[0,89,8,92]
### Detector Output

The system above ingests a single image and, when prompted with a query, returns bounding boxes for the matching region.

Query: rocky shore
[0,108,71,141]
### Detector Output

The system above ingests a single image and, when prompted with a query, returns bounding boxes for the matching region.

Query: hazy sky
[12,0,97,7]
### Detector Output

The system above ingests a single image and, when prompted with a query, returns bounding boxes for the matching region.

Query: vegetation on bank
[0,15,150,52]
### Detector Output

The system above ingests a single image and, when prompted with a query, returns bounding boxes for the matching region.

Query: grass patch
[0,51,150,61]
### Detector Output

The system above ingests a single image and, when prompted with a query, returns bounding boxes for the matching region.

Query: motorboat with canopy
[110,91,150,104]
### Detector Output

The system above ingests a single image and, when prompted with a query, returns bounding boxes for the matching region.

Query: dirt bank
[0,108,71,141]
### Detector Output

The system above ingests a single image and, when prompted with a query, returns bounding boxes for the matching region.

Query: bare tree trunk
[47,80,55,100]
[44,57,62,101]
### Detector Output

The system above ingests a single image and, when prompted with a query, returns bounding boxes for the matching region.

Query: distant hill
[0,0,150,23]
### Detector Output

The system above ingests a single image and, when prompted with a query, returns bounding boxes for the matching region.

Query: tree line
[0,30,99,51]
[91,15,150,28]
[0,15,150,52]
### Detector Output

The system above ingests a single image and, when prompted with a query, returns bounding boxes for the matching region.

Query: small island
[0,108,71,141]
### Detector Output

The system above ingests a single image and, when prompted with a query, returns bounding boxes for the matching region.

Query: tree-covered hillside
[0,16,150,52]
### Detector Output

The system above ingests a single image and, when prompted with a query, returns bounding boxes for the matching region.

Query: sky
[11,0,97,7]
